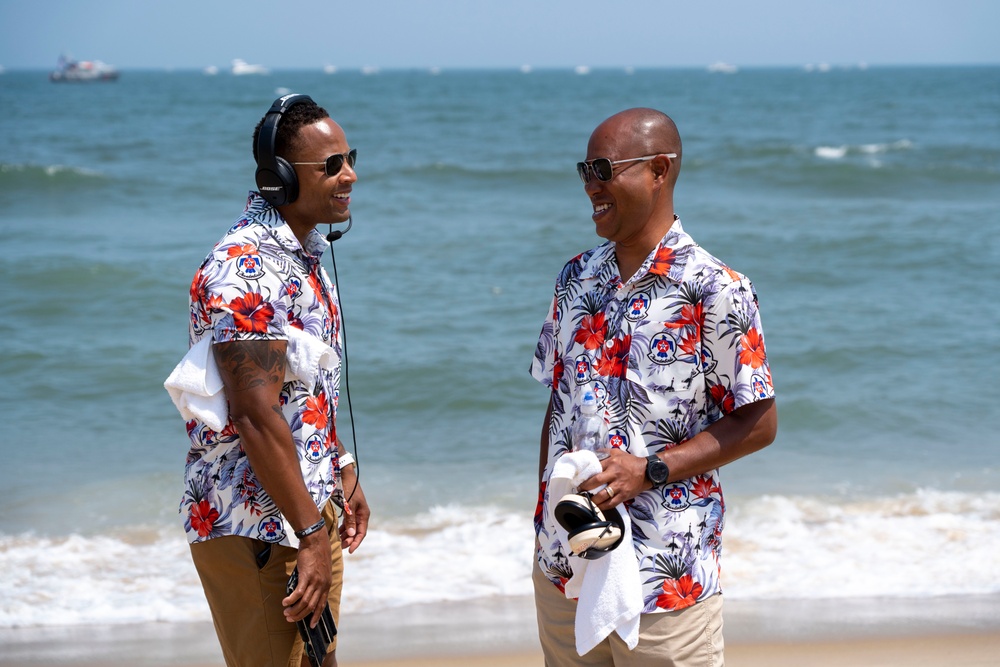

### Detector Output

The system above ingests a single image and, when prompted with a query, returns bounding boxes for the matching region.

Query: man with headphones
[530,108,777,665]
[178,94,369,667]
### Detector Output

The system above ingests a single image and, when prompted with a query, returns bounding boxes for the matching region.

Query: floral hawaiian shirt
[530,219,774,613]
[179,191,343,546]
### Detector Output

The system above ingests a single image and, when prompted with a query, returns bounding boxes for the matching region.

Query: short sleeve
[705,277,774,413]
[201,246,290,344]
[530,293,560,389]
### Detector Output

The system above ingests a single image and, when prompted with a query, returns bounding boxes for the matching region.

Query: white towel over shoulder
[548,450,643,656]
[163,329,338,432]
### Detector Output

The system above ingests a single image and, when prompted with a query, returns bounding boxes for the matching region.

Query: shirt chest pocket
[624,312,708,405]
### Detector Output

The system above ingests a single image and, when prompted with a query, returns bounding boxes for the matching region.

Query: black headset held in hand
[554,491,625,560]
[255,93,315,207]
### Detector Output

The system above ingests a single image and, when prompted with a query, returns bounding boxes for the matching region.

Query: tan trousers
[190,500,343,667]
[533,564,724,667]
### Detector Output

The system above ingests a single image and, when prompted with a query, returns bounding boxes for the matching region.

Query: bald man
[530,108,777,666]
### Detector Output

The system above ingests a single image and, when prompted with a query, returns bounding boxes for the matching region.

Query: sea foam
[2,490,999,628]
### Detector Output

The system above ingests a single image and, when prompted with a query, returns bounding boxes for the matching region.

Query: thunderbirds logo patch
[257,515,284,542]
[648,331,677,364]
[235,253,265,280]
[574,354,592,384]
[661,483,691,512]
[304,434,326,464]
[625,292,651,321]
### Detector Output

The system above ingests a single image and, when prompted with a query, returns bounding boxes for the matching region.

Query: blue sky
[1,0,997,70]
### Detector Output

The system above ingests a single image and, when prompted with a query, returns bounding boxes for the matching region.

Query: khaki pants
[191,500,343,667]
[533,564,724,667]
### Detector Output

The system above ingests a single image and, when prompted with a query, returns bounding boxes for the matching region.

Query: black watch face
[647,457,668,484]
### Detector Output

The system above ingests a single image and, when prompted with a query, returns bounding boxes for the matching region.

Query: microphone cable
[326,221,360,504]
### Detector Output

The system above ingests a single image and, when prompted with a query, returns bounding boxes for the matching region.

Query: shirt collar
[244,191,329,263]
[579,217,695,289]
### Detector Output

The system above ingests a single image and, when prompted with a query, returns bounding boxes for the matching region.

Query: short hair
[252,99,330,163]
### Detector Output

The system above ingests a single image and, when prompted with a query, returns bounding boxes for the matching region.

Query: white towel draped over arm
[163,329,338,432]
[284,327,338,387]
[548,450,643,656]
[163,338,227,431]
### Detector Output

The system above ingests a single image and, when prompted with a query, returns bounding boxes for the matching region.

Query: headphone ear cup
[273,156,298,205]
[567,522,617,557]
[554,493,603,534]
[255,156,298,207]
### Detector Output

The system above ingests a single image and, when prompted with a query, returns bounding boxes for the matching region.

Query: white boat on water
[50,55,119,82]
[231,59,269,75]
[707,62,738,74]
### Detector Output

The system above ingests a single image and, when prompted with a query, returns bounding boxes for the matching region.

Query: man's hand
[282,529,333,627]
[578,449,650,511]
[339,468,370,554]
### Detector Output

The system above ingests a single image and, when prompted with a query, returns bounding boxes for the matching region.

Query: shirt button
[605,339,615,348]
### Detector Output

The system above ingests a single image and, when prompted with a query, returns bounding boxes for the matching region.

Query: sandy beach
[2,594,998,666]
[347,633,1000,667]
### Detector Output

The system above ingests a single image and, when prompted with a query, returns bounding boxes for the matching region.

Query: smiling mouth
[593,203,611,214]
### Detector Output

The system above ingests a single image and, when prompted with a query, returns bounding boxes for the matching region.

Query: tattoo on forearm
[215,341,286,392]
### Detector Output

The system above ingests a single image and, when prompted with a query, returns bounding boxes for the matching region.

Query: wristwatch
[645,454,669,487]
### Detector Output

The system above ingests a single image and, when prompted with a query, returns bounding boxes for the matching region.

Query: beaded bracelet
[294,518,326,539]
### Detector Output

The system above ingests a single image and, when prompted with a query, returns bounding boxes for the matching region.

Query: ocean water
[1,65,999,630]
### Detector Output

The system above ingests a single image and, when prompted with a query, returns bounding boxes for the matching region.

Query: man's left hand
[578,449,650,511]
[339,470,370,553]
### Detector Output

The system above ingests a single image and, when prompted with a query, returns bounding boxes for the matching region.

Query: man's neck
[277,208,316,248]
[614,214,676,283]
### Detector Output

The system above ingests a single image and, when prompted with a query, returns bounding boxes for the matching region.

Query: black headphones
[554,491,625,560]
[255,93,315,207]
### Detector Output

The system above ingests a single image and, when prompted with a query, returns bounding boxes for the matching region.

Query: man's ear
[650,154,671,183]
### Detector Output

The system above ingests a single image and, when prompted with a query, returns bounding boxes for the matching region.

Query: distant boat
[50,54,119,82]
[574,65,590,75]
[707,62,738,74]
[203,65,219,76]
[323,64,337,74]
[231,59,268,75]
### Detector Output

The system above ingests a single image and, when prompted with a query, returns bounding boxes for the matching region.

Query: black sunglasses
[292,148,357,177]
[576,153,677,184]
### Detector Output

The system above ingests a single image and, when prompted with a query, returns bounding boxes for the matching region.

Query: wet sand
[2,594,999,666]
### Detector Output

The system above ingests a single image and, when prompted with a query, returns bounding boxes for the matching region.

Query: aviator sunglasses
[293,148,358,177]
[576,153,677,184]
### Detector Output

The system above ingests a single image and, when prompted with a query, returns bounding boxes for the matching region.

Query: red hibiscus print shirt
[531,219,774,613]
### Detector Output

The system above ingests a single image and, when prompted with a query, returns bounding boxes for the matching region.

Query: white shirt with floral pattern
[179,192,343,546]
[531,219,774,613]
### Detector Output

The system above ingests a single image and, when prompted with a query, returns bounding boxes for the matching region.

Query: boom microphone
[327,215,353,243]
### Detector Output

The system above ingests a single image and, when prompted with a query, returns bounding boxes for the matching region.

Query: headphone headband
[255,94,315,207]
